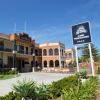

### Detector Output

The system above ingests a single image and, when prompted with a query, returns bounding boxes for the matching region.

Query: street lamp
[32,53,35,72]
[12,50,17,70]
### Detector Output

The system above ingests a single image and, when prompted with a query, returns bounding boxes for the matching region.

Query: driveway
[0,72,72,96]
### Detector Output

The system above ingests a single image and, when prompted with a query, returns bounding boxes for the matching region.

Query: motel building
[65,48,75,66]
[0,32,74,72]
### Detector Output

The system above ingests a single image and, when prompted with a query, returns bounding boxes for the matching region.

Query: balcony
[0,46,33,56]
[17,50,33,55]
[0,46,12,52]
[0,46,4,51]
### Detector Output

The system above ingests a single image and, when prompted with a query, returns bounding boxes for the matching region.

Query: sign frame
[72,22,92,45]
[71,21,95,76]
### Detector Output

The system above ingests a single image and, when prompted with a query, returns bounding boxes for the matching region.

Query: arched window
[31,61,33,67]
[61,61,64,67]
[43,49,47,56]
[69,53,72,58]
[54,48,59,55]
[49,48,53,56]
[35,61,38,67]
[62,49,63,56]
[55,60,59,67]
[44,61,47,67]
[49,60,54,67]
[35,49,38,56]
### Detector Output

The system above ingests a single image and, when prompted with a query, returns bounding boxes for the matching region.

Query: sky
[0,0,100,50]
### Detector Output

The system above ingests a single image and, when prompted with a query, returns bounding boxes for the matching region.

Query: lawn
[0,74,19,80]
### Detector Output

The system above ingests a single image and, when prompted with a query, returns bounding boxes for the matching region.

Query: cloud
[92,22,100,29]
[29,25,70,41]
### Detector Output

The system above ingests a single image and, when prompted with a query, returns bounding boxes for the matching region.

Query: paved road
[0,72,72,96]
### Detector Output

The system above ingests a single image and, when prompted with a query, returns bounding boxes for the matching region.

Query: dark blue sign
[72,22,91,45]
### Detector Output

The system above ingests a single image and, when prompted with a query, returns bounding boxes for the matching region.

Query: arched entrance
[35,61,38,67]
[55,60,59,67]
[44,61,47,67]
[49,60,54,67]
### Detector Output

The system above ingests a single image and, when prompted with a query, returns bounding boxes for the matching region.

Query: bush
[8,69,18,74]
[13,79,37,99]
[62,77,98,100]
[0,69,18,75]
[0,92,21,100]
[48,76,79,98]
[35,84,49,100]
[75,69,87,79]
[97,67,100,74]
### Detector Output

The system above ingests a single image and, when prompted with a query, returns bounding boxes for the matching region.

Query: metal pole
[88,43,95,76]
[75,45,79,72]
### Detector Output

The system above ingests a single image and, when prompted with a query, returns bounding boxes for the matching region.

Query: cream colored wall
[1,53,12,65]
[16,41,33,54]
[40,45,62,67]
[4,40,13,49]
[3,53,8,65]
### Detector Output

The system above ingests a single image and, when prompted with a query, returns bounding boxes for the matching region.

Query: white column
[54,61,55,68]
[88,43,95,76]
[59,47,61,68]
[47,61,49,69]
[75,45,79,72]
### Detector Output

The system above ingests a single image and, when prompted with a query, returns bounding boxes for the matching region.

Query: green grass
[0,74,20,80]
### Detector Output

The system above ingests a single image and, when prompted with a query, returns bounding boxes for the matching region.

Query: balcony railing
[0,46,4,51]
[0,46,34,55]
[0,46,12,52]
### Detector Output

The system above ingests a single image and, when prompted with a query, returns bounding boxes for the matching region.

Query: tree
[81,43,99,62]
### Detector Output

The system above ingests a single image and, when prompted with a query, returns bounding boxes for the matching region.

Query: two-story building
[0,32,73,72]
[65,48,75,66]
[0,33,35,72]
[39,42,65,68]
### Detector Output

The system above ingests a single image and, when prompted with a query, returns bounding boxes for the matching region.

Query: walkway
[0,72,72,96]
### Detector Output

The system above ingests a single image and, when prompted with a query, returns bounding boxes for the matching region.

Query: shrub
[8,69,18,74]
[0,69,18,75]
[75,69,87,79]
[35,84,49,100]
[0,92,21,100]
[13,79,37,99]
[48,76,79,98]
[62,77,98,100]
[97,67,100,74]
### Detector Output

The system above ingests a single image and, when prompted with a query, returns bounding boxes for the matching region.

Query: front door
[17,59,21,72]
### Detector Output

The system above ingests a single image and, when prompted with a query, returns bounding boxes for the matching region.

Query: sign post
[72,22,95,76]
[88,43,95,76]
[75,45,79,72]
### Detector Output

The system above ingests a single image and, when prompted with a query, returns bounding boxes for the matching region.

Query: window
[55,60,59,67]
[0,39,4,51]
[39,49,42,56]
[35,61,38,67]
[26,47,28,54]
[49,60,54,67]
[54,48,59,55]
[0,58,3,67]
[49,49,53,56]
[19,45,24,54]
[69,53,72,58]
[43,49,47,56]
[35,49,38,56]
[44,61,47,67]
[31,48,33,55]
[65,53,68,58]
[62,49,63,56]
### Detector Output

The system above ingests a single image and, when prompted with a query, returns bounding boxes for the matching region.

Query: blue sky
[0,0,100,49]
